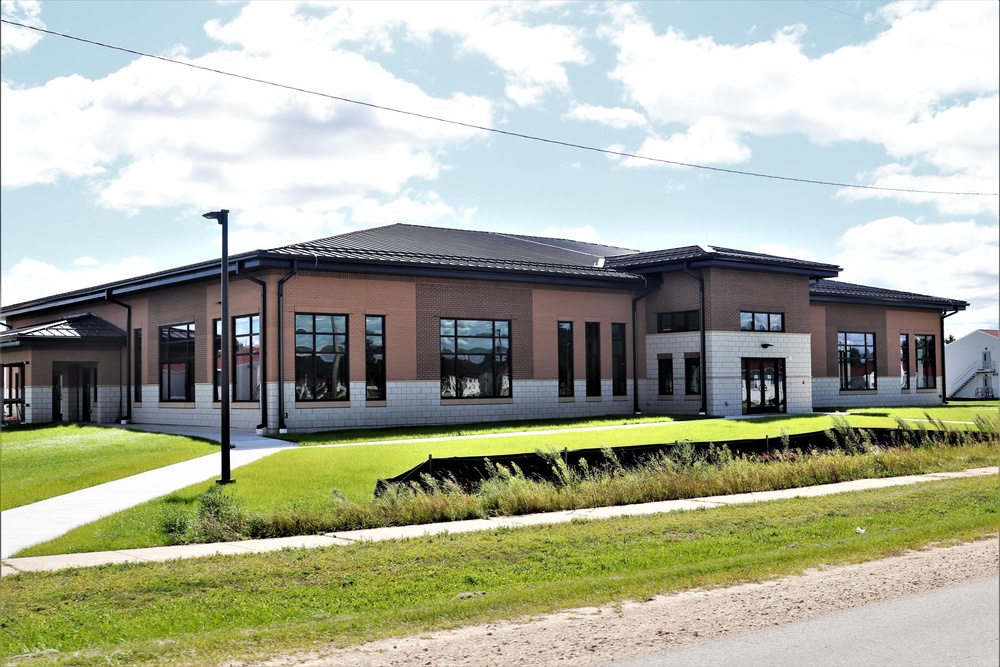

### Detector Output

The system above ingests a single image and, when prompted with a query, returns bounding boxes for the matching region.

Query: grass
[0,424,218,511]
[1,475,997,667]
[15,411,998,556]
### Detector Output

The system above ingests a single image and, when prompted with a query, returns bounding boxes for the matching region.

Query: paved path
[602,576,1000,667]
[0,425,296,559]
[3,465,995,577]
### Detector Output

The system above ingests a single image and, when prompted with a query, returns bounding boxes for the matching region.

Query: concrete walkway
[0,425,296,560]
[3,465,995,577]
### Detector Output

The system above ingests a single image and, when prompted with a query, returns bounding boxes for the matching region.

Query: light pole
[203,209,234,484]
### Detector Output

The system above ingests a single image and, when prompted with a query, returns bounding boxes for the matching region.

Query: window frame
[900,334,910,390]
[585,322,601,397]
[365,315,386,401]
[684,356,701,395]
[439,318,511,400]
[558,321,574,397]
[838,332,877,391]
[294,313,349,402]
[740,311,784,332]
[159,322,196,402]
[133,328,142,403]
[214,315,261,403]
[915,334,936,389]
[657,310,700,333]
[612,322,627,396]
[657,357,674,396]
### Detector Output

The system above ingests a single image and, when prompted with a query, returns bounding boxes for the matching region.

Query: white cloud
[564,104,647,129]
[72,256,100,266]
[622,118,751,167]
[352,190,473,225]
[0,0,43,58]
[0,256,159,307]
[833,216,1000,335]
[601,1,999,215]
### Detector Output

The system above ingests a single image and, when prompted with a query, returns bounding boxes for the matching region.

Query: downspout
[277,262,298,432]
[682,263,708,414]
[105,291,132,423]
[237,263,268,431]
[630,275,650,415]
[940,308,959,403]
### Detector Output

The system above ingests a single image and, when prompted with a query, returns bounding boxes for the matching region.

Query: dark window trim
[657,310,700,333]
[365,315,386,401]
[900,334,910,390]
[440,318,511,400]
[558,321,574,397]
[838,331,877,391]
[739,311,785,332]
[612,322,627,396]
[657,355,674,396]
[159,322,196,402]
[214,315,261,403]
[585,322,601,397]
[133,328,142,403]
[915,334,936,389]
[684,356,701,395]
[295,312,349,402]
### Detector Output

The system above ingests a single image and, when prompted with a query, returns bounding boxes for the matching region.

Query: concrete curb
[3,467,995,577]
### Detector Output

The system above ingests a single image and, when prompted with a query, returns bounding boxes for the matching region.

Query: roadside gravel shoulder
[249,537,999,667]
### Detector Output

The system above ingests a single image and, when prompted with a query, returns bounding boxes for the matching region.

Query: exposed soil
[248,537,999,667]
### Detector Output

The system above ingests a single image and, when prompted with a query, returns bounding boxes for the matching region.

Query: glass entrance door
[742,358,786,414]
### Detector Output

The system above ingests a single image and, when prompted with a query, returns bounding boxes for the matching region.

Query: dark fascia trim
[809,293,968,311]
[634,259,840,280]
[0,336,125,349]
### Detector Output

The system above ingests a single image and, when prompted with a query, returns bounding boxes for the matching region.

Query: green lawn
[2,476,997,667]
[0,424,218,511]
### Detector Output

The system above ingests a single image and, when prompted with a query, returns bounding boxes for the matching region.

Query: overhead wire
[2,18,998,198]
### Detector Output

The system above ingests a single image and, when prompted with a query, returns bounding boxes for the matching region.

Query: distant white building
[945,330,999,399]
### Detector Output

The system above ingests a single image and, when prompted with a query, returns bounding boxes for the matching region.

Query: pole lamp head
[202,209,229,224]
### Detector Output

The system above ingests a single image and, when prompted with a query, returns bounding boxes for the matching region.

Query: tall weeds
[163,422,998,545]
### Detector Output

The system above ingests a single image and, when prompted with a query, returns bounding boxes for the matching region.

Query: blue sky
[1,0,997,336]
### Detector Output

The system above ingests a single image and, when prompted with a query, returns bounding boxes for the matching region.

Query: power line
[3,18,998,198]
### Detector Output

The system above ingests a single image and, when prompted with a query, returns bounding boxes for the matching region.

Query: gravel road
[250,538,999,667]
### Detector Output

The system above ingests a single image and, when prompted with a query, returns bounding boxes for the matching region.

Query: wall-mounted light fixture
[761,343,773,349]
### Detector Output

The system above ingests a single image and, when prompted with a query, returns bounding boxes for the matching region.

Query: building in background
[945,329,999,399]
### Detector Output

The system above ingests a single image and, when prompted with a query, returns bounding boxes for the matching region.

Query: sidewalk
[3,466,995,577]
[0,425,296,559]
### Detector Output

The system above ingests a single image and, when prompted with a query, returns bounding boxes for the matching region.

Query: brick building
[0,224,967,431]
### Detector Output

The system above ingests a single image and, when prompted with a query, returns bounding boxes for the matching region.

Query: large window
[657,310,699,333]
[159,323,195,401]
[657,357,673,396]
[134,328,142,403]
[900,334,910,389]
[915,334,936,389]
[740,311,784,332]
[612,323,627,396]
[838,332,876,391]
[214,316,260,402]
[684,356,701,395]
[558,321,573,397]
[440,319,510,399]
[365,315,386,400]
[585,322,601,397]
[295,314,348,401]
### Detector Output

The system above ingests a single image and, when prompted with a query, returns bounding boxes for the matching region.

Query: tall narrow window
[612,322,627,396]
[900,334,910,389]
[685,356,701,395]
[585,322,601,397]
[915,335,936,389]
[838,332,877,390]
[295,314,348,401]
[658,357,673,396]
[214,317,260,402]
[440,319,510,399]
[365,315,386,400]
[558,321,574,397]
[134,328,142,403]
[159,323,195,401]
